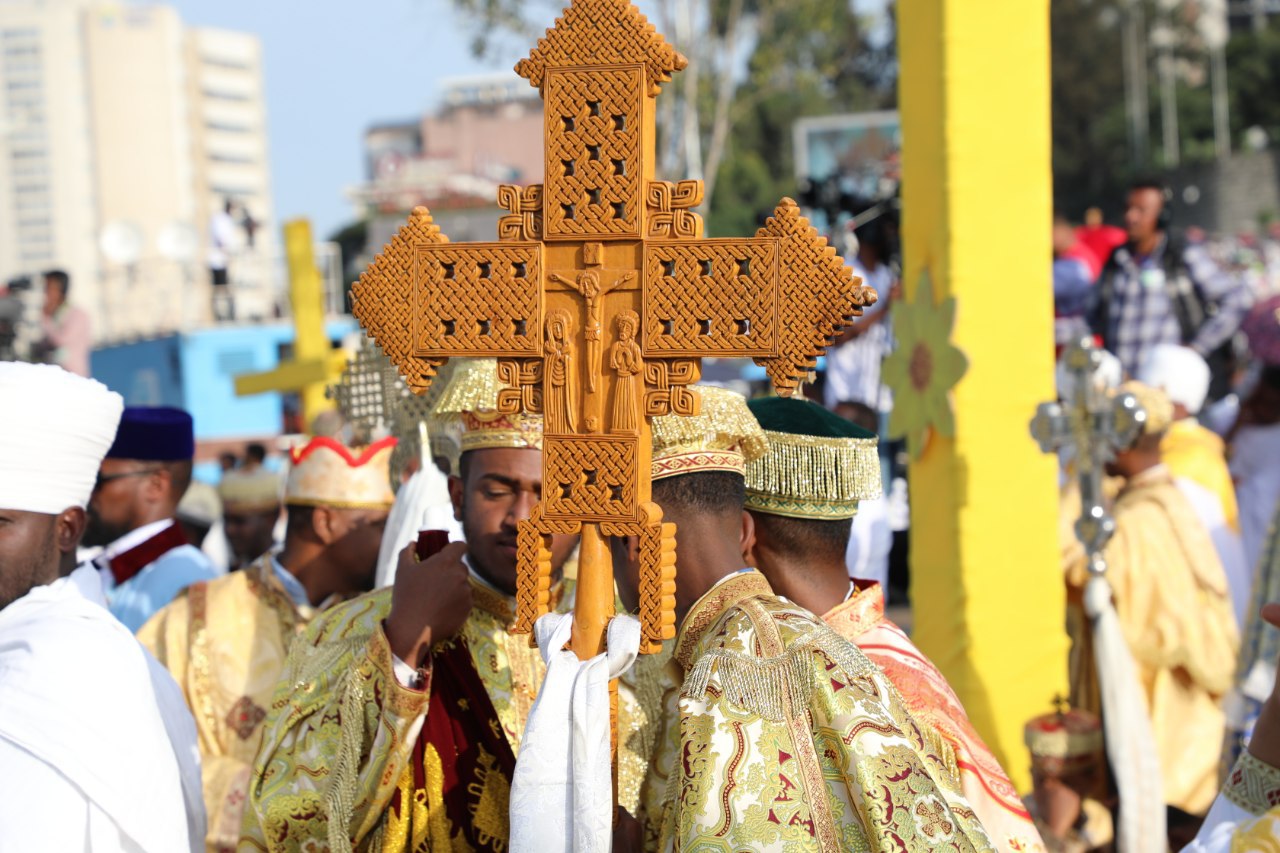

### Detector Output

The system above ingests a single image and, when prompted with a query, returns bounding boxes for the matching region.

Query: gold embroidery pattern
[1226,751,1280,815]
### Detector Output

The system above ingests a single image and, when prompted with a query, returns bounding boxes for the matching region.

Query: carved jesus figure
[610,310,642,434]
[549,269,635,393]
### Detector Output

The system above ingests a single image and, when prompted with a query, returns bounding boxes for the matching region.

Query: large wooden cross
[352,0,873,661]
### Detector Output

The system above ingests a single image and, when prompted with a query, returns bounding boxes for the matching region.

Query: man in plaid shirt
[1087,181,1251,387]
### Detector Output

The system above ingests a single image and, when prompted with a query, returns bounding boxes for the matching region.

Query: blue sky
[167,0,523,238]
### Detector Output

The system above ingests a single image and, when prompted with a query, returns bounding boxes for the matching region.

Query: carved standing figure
[610,310,642,434]
[545,308,577,433]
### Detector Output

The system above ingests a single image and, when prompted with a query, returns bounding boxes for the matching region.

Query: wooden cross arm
[755,198,876,396]
[352,207,545,397]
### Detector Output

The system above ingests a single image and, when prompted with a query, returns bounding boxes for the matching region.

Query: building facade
[0,0,277,346]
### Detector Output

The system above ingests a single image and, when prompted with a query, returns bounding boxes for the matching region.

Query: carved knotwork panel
[350,207,450,394]
[646,180,703,239]
[642,360,700,417]
[497,184,544,242]
[515,0,686,97]
[600,501,674,654]
[752,198,876,397]
[642,239,779,356]
[413,242,543,357]
[542,434,639,523]
[543,67,644,240]
[327,340,395,440]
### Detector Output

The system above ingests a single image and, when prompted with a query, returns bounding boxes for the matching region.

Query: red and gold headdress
[285,435,397,510]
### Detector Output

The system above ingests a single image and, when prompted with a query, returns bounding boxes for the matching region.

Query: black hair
[44,269,70,297]
[751,512,852,562]
[285,504,314,536]
[245,443,267,464]
[1128,177,1168,196]
[651,470,744,517]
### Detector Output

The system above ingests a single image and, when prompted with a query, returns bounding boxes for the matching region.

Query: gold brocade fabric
[1162,419,1239,533]
[1064,465,1240,815]
[826,585,1046,853]
[642,570,995,852]
[240,571,666,851]
[138,556,312,853]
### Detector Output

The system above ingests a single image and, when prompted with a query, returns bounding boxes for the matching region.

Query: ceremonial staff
[1030,337,1164,853]
[350,0,873,797]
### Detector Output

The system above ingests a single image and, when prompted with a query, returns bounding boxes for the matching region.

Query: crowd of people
[5,177,1280,851]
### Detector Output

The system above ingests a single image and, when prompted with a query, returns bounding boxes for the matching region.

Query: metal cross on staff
[1029,336,1166,852]
[328,338,446,483]
[352,0,873,668]
[1030,338,1145,570]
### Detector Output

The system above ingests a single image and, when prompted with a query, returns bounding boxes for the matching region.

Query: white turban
[1136,343,1210,416]
[0,362,123,513]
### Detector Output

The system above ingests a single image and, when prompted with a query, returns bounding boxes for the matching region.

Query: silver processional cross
[1029,337,1147,574]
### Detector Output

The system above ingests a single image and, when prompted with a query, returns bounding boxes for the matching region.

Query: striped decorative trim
[651,449,745,481]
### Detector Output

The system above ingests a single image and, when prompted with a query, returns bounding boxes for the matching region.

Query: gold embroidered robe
[1065,465,1240,815]
[643,570,995,852]
[240,574,665,851]
[138,555,312,853]
[826,584,1045,853]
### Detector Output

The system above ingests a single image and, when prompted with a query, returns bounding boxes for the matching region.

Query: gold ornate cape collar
[674,569,774,671]
[469,574,565,630]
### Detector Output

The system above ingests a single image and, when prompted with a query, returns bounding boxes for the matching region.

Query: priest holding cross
[243,1,997,850]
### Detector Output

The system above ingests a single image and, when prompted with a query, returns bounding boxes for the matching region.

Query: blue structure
[91,318,357,446]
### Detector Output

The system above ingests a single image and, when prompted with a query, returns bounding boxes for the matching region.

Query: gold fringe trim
[651,386,767,468]
[744,429,881,517]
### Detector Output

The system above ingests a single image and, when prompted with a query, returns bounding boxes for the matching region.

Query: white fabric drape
[0,566,203,851]
[509,613,641,853]
[1085,575,1166,852]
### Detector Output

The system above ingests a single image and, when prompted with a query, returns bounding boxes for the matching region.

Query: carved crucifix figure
[549,262,635,404]
[351,0,876,668]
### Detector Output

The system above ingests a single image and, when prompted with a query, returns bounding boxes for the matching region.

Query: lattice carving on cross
[352,0,872,670]
[752,199,878,396]
[602,502,675,654]
[351,208,449,394]
[515,0,686,96]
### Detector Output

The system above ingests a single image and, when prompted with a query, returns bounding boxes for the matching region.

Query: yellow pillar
[898,0,1066,793]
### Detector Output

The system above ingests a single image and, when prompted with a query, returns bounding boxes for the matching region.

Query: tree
[1050,0,1132,218]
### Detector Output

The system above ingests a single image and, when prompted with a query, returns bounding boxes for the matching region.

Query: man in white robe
[0,362,205,851]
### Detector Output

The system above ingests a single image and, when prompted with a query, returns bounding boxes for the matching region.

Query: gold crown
[1024,701,1104,777]
[650,387,767,480]
[745,430,881,520]
[285,436,397,509]
[431,358,544,472]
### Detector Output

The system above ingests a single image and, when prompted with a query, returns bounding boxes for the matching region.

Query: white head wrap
[1136,343,1210,416]
[0,362,124,513]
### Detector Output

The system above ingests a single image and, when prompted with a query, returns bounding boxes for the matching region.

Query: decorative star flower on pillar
[881,269,969,460]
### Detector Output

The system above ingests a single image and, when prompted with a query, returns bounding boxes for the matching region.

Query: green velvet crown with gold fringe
[744,396,882,520]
